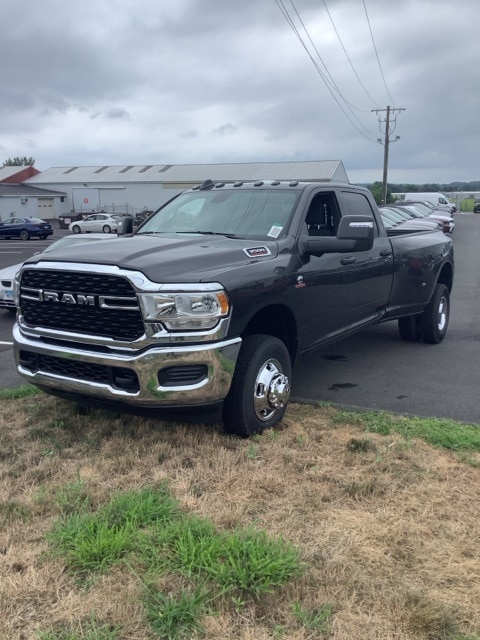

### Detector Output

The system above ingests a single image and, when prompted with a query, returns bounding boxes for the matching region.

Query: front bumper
[13,323,241,408]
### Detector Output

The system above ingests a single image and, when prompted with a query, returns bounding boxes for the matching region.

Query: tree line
[366,181,480,205]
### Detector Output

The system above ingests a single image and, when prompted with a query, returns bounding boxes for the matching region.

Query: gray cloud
[211,123,237,136]
[105,108,131,120]
[1,0,478,183]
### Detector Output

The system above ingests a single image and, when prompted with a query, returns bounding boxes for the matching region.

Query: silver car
[68,213,121,234]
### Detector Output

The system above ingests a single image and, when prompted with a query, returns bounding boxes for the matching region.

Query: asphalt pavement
[291,213,480,424]
[1,216,479,425]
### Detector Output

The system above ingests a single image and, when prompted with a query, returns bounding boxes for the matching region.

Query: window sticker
[267,224,283,238]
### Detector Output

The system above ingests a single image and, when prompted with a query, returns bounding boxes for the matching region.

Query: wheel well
[437,262,453,293]
[242,305,298,364]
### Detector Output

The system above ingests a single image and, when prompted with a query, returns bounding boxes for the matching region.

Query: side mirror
[304,215,374,256]
[336,215,374,251]
[117,216,134,235]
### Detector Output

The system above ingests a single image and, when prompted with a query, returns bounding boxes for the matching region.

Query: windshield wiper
[175,230,239,238]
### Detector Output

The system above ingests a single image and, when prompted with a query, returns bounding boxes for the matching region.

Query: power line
[275,0,378,142]
[362,0,396,106]
[322,0,382,109]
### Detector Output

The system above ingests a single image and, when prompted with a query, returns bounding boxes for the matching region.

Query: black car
[0,216,53,240]
[474,200,480,214]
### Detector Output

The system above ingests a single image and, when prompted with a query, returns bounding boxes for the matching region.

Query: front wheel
[72,225,81,234]
[222,334,291,437]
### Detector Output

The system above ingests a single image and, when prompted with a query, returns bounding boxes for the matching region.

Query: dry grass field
[1,388,480,640]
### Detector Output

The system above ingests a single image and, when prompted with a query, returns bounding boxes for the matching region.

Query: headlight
[138,289,230,330]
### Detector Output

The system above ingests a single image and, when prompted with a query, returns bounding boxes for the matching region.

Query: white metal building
[0,183,67,221]
[24,161,349,218]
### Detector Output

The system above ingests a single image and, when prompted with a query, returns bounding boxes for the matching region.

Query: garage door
[37,198,54,220]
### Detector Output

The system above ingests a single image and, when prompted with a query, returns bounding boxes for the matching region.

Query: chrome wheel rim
[437,295,448,332]
[253,358,290,422]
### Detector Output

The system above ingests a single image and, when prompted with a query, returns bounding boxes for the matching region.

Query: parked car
[380,207,442,232]
[474,199,480,214]
[403,192,456,213]
[69,213,121,234]
[0,217,53,240]
[0,233,120,313]
[398,202,454,233]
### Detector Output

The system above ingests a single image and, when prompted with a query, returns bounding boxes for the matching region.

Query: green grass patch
[291,601,333,633]
[44,481,306,638]
[0,384,41,400]
[144,585,211,640]
[333,410,480,451]
[47,483,178,573]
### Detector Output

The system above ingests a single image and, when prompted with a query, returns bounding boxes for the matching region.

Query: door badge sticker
[295,275,306,289]
[244,246,271,258]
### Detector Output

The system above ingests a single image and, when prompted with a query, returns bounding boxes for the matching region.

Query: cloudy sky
[1,0,478,184]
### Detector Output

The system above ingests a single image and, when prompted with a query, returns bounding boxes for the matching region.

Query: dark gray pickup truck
[13,180,454,436]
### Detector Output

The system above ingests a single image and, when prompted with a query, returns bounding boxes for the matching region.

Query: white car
[68,213,121,234]
[0,233,119,313]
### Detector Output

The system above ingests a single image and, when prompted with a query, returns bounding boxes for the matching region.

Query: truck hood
[26,233,279,283]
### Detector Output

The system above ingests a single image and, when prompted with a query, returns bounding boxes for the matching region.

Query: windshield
[138,189,298,239]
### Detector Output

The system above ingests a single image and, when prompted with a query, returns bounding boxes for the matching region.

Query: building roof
[0,165,40,183]
[0,183,66,198]
[25,161,349,185]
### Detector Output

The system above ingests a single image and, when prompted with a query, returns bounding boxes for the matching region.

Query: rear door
[336,188,393,323]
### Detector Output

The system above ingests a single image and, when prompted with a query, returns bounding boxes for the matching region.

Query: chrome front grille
[20,269,145,341]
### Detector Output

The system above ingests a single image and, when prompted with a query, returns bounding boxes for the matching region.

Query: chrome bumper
[13,323,241,407]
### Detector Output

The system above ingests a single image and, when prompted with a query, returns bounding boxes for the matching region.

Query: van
[403,192,456,213]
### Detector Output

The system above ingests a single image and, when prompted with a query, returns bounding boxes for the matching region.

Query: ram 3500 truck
[13,180,454,436]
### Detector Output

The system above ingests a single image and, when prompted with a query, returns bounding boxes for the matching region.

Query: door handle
[340,256,356,265]
[379,249,392,257]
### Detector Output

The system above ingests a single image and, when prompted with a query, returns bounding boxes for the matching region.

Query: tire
[72,225,82,234]
[39,234,47,240]
[20,229,30,241]
[222,334,291,437]
[418,283,450,344]
[102,225,111,233]
[398,316,421,341]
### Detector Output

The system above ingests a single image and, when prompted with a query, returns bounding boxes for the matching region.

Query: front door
[292,189,393,353]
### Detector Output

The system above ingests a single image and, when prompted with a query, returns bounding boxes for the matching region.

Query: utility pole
[372,105,405,205]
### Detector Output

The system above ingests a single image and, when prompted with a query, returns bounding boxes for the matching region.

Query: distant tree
[367,181,395,205]
[2,156,35,166]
